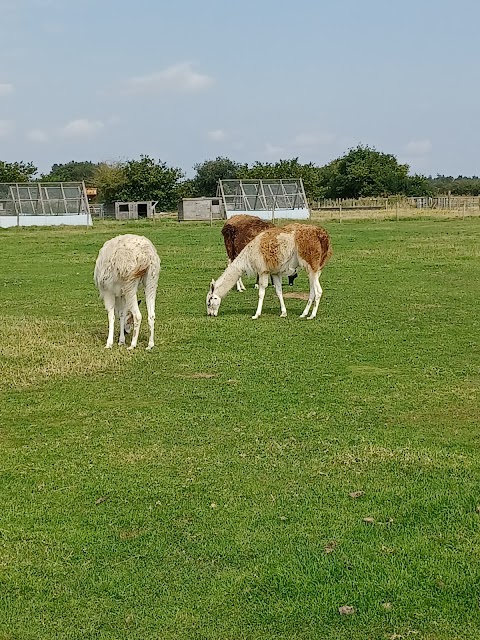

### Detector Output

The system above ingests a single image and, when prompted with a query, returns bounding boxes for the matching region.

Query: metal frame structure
[217,178,310,220]
[0,182,91,227]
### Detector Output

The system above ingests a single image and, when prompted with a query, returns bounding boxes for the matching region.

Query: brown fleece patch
[258,227,284,270]
[222,215,273,260]
[289,224,332,272]
[131,265,149,280]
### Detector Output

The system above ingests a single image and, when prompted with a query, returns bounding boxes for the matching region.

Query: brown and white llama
[94,234,161,349]
[221,214,297,291]
[207,223,332,319]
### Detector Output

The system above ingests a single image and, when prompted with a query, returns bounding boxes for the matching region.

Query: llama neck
[214,258,244,298]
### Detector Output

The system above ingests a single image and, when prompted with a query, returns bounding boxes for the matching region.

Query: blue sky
[0,0,478,177]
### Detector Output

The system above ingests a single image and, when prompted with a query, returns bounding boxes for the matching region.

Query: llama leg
[307,272,323,320]
[300,277,315,318]
[126,296,142,350]
[236,277,246,292]
[144,284,157,350]
[103,292,115,348]
[272,274,287,317]
[252,273,268,319]
[300,268,317,318]
[118,314,126,345]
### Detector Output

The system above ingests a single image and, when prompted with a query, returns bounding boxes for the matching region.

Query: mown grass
[0,217,479,640]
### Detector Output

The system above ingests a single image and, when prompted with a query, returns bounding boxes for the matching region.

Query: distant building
[178,197,224,221]
[114,201,157,220]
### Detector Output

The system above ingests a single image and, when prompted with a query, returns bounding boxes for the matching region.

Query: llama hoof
[251,315,259,320]
[280,312,287,318]
[307,315,316,320]
[118,340,125,346]
[299,314,307,319]
[105,343,113,349]
[127,345,136,350]
[146,344,154,351]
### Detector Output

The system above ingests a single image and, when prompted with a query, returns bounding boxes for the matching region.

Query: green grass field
[0,217,479,640]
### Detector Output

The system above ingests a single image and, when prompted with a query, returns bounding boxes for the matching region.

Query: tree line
[1,147,479,211]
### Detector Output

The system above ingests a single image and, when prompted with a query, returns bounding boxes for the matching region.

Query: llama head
[206,279,221,316]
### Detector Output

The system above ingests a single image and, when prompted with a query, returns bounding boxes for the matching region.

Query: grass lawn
[0,217,479,640]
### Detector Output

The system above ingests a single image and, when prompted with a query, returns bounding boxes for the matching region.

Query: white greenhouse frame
[0,182,92,228]
[217,178,310,221]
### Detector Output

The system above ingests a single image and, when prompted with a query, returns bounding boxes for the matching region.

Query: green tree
[320,145,431,198]
[176,178,196,200]
[239,158,325,201]
[0,160,37,182]
[41,161,98,183]
[116,156,184,210]
[192,157,245,197]
[93,161,127,204]
[427,174,480,195]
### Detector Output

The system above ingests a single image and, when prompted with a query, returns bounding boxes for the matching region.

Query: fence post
[463,202,466,220]
[339,203,342,223]
[396,201,399,221]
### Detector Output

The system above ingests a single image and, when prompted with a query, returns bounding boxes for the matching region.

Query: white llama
[94,234,161,349]
[206,224,332,320]
[221,214,298,292]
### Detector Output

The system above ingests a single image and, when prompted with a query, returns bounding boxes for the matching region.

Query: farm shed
[178,197,224,221]
[0,182,92,228]
[115,201,157,220]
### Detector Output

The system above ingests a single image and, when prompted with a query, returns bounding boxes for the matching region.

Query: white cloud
[121,62,214,95]
[293,131,335,147]
[60,118,105,137]
[0,83,14,96]
[27,128,49,142]
[265,142,285,157]
[404,139,432,156]
[0,120,14,136]
[207,128,228,142]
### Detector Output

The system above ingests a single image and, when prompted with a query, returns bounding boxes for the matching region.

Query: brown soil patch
[283,292,309,300]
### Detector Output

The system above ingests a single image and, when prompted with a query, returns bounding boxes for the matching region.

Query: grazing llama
[207,224,332,320]
[221,214,297,291]
[94,234,161,349]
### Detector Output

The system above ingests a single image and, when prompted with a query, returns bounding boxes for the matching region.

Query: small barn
[178,197,224,222]
[115,201,156,220]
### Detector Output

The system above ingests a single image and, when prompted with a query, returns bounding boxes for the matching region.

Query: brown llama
[207,223,332,319]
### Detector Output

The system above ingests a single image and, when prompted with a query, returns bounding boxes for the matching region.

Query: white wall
[0,214,92,228]
[225,208,310,221]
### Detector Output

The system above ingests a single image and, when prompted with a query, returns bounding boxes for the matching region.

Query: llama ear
[210,279,215,292]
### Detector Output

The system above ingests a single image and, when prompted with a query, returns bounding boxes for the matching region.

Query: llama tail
[318,229,333,269]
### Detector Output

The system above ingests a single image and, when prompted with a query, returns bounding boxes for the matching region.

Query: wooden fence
[313,196,480,211]
[310,196,480,222]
